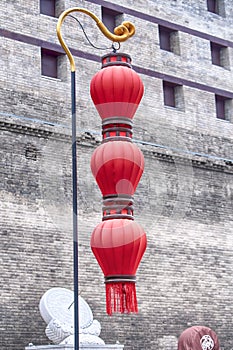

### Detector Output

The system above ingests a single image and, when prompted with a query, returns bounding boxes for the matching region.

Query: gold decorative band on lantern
[102,117,133,142]
[105,275,136,283]
[101,52,132,68]
[102,194,134,220]
[102,117,133,126]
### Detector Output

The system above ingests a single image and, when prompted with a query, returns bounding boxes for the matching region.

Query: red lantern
[90,52,147,315]
[90,53,144,120]
[91,219,147,315]
[91,140,144,196]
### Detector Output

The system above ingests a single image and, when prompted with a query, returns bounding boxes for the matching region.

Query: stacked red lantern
[90,52,147,315]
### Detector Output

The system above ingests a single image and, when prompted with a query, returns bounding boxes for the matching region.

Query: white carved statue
[39,287,105,346]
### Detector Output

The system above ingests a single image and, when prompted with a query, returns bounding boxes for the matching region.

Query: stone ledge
[25,345,124,350]
[1,118,233,173]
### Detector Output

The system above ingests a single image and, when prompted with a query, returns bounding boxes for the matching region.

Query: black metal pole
[71,70,79,350]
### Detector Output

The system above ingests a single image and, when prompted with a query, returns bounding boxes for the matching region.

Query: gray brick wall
[1,1,233,350]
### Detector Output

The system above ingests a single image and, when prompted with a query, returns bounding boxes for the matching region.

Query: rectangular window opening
[207,0,225,16]
[40,0,56,17]
[41,48,59,79]
[207,0,218,13]
[215,95,232,121]
[163,81,184,109]
[101,7,123,33]
[163,80,184,110]
[210,42,229,68]
[163,81,176,107]
[159,25,180,54]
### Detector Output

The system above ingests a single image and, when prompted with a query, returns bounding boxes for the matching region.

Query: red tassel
[106,282,138,315]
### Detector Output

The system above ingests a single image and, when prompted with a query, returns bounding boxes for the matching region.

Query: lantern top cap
[101,52,132,68]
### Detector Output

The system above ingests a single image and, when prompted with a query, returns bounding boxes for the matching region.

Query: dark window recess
[210,42,226,66]
[207,0,218,13]
[215,95,228,120]
[25,146,38,161]
[41,48,59,78]
[101,7,122,33]
[40,0,56,17]
[159,25,177,52]
[163,81,177,107]
[211,42,221,65]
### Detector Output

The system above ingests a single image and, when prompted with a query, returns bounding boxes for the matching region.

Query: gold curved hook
[56,7,135,72]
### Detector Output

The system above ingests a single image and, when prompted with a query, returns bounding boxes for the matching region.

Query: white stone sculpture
[39,287,105,346]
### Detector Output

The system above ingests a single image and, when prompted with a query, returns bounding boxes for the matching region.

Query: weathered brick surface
[1,1,233,350]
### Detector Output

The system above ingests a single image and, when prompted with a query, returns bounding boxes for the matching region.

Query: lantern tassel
[106,282,138,315]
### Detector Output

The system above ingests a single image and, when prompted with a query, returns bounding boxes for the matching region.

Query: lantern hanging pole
[57,7,135,72]
[56,8,135,350]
